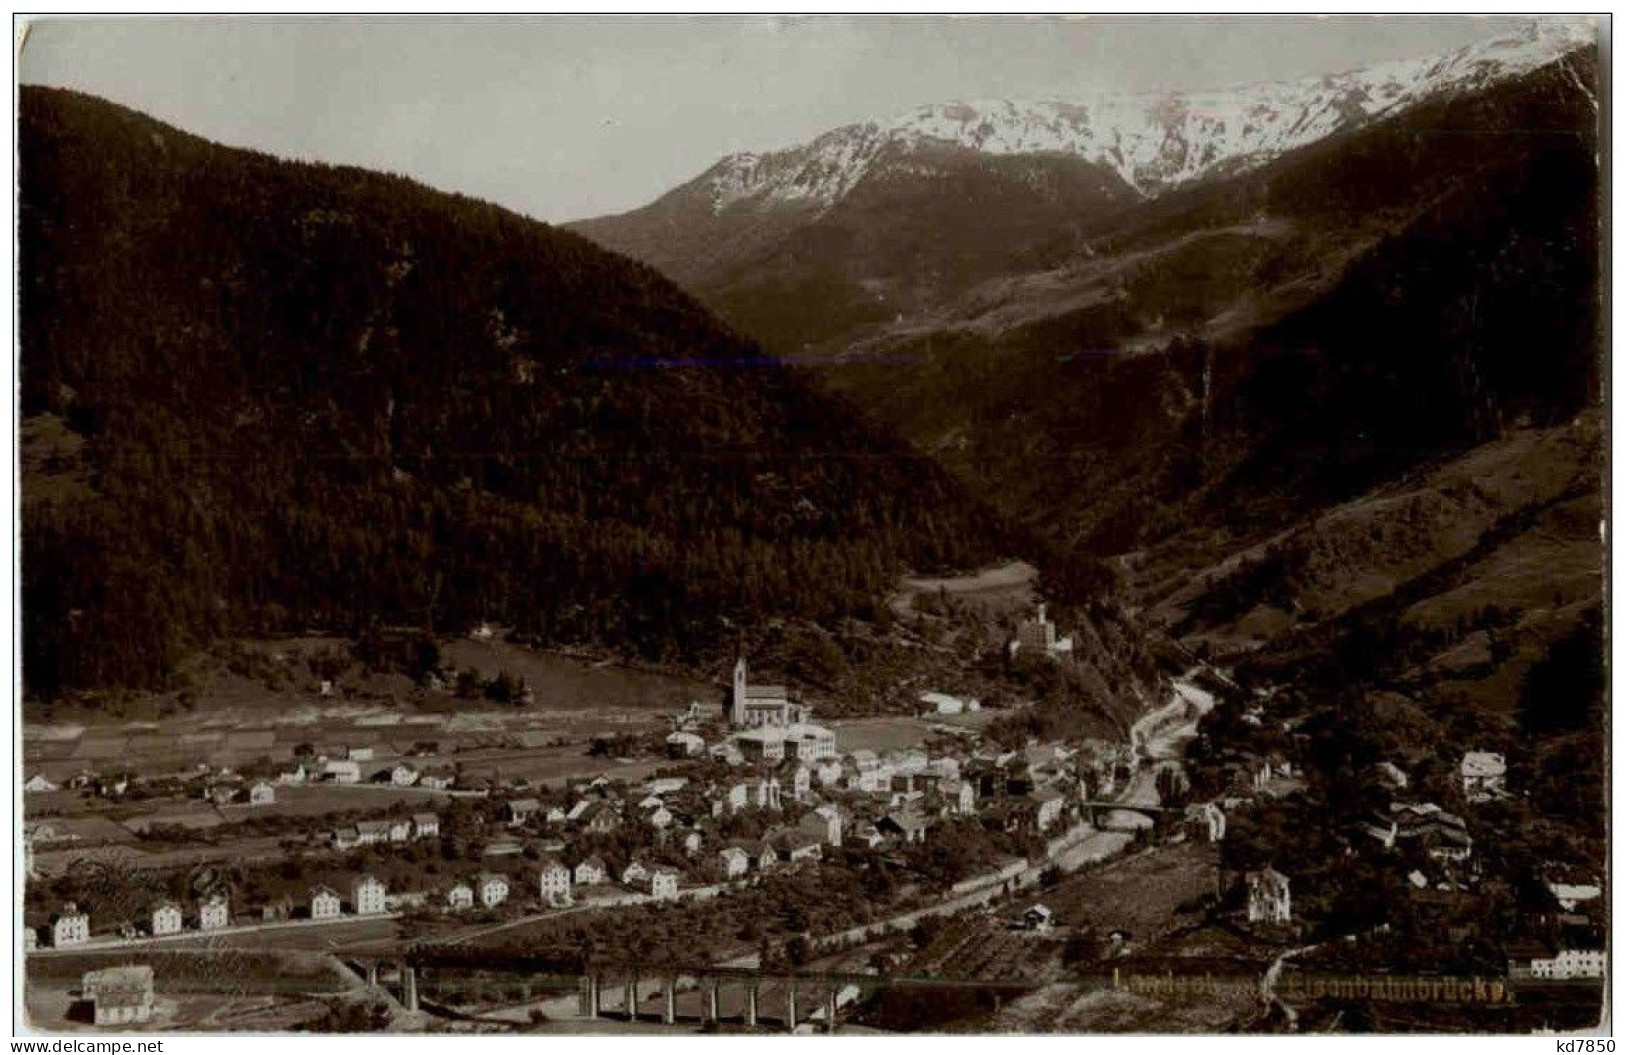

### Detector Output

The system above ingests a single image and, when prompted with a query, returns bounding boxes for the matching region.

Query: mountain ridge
[19,86,1028,698]
[600,21,1592,228]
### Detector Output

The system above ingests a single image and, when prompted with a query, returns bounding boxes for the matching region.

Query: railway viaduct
[351,949,1041,1032]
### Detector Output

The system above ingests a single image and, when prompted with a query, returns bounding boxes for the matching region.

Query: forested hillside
[19,87,1013,698]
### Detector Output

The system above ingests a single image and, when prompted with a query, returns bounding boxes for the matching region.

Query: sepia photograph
[12,11,1609,1037]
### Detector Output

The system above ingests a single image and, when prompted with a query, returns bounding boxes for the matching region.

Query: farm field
[32,835,290,878]
[23,946,355,1033]
[894,561,1038,617]
[440,638,711,711]
[1039,840,1218,939]
[831,717,935,754]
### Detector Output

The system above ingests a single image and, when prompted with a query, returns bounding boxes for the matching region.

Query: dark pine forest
[19,87,1010,698]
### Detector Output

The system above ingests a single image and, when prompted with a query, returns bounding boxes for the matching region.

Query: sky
[18,15,1562,223]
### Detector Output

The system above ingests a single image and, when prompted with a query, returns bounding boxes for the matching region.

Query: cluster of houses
[274,749,455,790]
[32,875,401,949]
[331,811,440,850]
[1353,749,1519,883]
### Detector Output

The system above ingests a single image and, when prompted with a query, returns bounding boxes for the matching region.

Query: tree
[1516,609,1604,735]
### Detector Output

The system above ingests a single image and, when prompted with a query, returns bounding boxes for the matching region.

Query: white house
[1023,904,1054,932]
[784,723,838,761]
[800,804,843,846]
[728,778,782,813]
[1529,948,1606,980]
[782,763,813,802]
[198,895,230,931]
[574,857,608,886]
[666,731,705,758]
[943,779,977,815]
[413,813,440,840]
[649,867,680,900]
[52,903,89,947]
[538,859,573,906]
[1548,882,1603,912]
[82,965,154,1026]
[323,759,361,784]
[356,820,391,845]
[391,763,420,787]
[151,901,183,937]
[1461,751,1507,802]
[720,846,751,879]
[249,781,277,806]
[736,728,787,763]
[310,886,343,920]
[1034,788,1066,831]
[24,774,58,794]
[445,883,474,911]
[352,875,388,916]
[622,860,650,886]
[504,798,541,826]
[1247,869,1292,924]
[475,872,509,908]
[920,692,979,715]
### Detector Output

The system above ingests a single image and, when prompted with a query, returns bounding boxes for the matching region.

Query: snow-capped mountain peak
[700,22,1593,215]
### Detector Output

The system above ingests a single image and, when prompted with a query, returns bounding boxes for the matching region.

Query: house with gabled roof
[574,856,608,886]
[649,867,680,900]
[581,801,622,833]
[445,882,474,911]
[352,874,387,916]
[777,830,823,865]
[538,858,573,906]
[1247,868,1292,924]
[503,798,541,826]
[198,894,230,931]
[151,901,183,937]
[475,872,509,908]
[877,811,930,844]
[310,886,342,920]
[719,845,751,879]
[800,804,843,846]
[51,903,89,947]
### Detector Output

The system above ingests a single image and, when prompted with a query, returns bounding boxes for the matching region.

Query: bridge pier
[786,984,798,1031]
[705,980,720,1023]
[663,978,676,1024]
[579,975,600,1019]
[401,966,419,1013]
[625,978,640,1021]
[745,983,758,1027]
[365,963,378,988]
[825,988,837,1034]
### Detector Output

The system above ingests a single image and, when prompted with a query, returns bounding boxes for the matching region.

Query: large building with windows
[731,657,809,728]
[1007,603,1075,661]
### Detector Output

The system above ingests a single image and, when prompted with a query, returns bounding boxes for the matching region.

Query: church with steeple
[731,656,809,728]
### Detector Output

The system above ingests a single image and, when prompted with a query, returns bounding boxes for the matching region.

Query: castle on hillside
[731,657,809,728]
[1007,603,1075,661]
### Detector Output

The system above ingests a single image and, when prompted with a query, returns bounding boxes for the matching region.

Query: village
[22,602,1606,1031]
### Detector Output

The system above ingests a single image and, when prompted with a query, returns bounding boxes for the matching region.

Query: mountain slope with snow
[696,21,1592,214]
